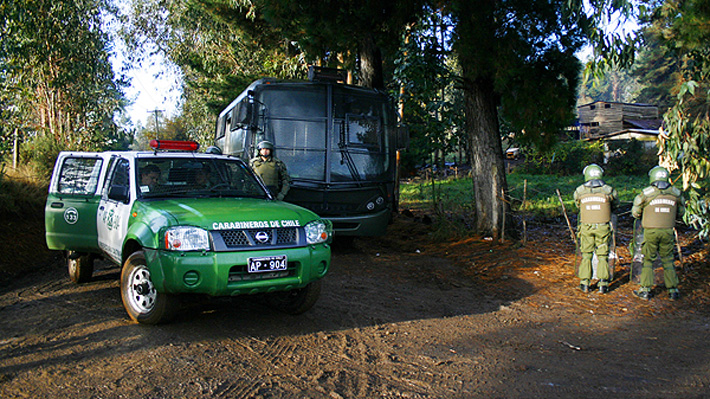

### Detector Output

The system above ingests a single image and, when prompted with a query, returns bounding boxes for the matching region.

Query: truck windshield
[136,158,268,199]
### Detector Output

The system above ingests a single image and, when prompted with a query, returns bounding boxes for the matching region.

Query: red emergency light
[149,139,200,151]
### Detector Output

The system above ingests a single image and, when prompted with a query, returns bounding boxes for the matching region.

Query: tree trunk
[461,74,508,240]
[359,35,384,90]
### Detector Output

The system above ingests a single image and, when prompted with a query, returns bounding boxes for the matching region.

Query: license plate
[247,255,287,273]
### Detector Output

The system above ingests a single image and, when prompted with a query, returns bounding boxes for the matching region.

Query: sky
[120,54,182,127]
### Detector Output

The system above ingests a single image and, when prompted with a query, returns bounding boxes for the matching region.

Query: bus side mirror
[234,99,253,128]
[396,125,409,150]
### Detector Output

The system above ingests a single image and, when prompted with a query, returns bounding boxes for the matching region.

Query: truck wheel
[121,251,177,324]
[266,280,321,315]
[68,252,93,284]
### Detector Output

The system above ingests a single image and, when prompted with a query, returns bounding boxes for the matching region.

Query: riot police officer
[573,164,619,293]
[631,166,685,300]
[250,140,291,200]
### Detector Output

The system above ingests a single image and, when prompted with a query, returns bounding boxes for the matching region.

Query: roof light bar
[149,139,200,151]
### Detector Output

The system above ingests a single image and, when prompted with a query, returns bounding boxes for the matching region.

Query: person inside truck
[140,164,161,191]
[192,164,213,189]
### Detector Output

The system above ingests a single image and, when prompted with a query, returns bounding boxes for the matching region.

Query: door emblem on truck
[255,231,270,243]
[64,207,79,225]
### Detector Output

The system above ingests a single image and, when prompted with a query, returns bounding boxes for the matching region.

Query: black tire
[265,280,321,315]
[67,252,94,284]
[120,251,177,325]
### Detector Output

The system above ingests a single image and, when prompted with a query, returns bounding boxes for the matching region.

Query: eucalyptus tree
[0,0,127,165]
[651,0,710,239]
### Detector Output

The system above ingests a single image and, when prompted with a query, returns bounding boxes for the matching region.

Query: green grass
[400,173,648,218]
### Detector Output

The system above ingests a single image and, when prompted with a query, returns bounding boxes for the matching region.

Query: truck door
[97,157,133,264]
[45,152,110,252]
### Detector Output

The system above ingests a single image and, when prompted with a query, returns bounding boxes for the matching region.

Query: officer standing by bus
[573,164,619,294]
[250,140,291,200]
[631,166,685,300]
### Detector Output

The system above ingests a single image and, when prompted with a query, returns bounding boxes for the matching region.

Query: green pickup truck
[45,140,332,324]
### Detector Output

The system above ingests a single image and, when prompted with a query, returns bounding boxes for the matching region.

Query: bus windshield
[259,85,391,183]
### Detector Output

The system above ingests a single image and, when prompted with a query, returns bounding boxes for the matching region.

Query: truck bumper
[143,244,330,297]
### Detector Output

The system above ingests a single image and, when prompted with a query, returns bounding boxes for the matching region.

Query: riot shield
[575,214,617,283]
[629,218,663,285]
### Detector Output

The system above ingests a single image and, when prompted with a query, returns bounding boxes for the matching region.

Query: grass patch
[0,164,49,219]
[400,173,648,221]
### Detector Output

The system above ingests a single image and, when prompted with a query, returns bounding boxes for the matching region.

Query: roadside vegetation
[0,164,47,220]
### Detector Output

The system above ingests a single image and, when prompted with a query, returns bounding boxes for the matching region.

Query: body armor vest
[252,160,279,187]
[578,192,611,224]
[642,193,678,229]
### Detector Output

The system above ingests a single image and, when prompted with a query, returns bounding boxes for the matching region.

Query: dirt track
[1,214,710,398]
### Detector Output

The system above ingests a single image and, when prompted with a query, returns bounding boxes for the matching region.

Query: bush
[19,134,61,179]
[604,139,658,176]
[515,140,605,176]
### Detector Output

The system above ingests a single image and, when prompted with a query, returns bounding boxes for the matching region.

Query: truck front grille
[213,227,299,249]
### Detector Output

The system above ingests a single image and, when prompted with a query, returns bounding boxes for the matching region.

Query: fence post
[522,179,527,245]
[556,189,576,245]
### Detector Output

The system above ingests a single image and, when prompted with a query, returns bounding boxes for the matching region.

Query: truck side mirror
[108,185,130,204]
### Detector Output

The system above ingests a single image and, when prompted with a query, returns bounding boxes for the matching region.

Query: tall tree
[631,24,683,113]
[444,0,635,239]
[258,0,424,89]
[393,10,464,172]
[652,0,710,238]
[0,0,127,163]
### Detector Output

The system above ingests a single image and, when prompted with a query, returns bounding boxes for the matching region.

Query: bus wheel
[266,280,321,315]
[68,252,93,284]
[121,251,177,324]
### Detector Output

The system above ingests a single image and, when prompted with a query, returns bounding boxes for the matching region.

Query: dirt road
[1,215,710,398]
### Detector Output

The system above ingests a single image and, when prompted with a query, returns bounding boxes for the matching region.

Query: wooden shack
[578,101,660,140]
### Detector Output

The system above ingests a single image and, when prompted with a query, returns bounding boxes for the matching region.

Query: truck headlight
[165,226,210,251]
[305,220,330,244]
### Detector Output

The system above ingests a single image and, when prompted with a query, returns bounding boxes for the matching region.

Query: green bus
[214,68,407,236]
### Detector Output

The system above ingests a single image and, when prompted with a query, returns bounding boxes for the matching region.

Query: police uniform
[631,166,685,300]
[573,164,619,293]
[250,155,291,200]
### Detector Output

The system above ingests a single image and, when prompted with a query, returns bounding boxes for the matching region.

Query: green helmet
[583,164,604,182]
[205,145,222,155]
[649,166,670,184]
[256,140,274,151]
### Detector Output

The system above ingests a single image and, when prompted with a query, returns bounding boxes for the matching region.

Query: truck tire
[266,280,321,315]
[121,251,177,325]
[68,252,94,284]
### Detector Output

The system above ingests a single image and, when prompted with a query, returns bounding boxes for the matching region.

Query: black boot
[579,284,589,293]
[633,289,652,300]
[598,280,609,294]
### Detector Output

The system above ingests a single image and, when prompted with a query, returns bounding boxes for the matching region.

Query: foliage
[578,64,642,105]
[631,25,681,113]
[604,139,658,176]
[120,0,307,145]
[514,140,605,176]
[0,0,129,166]
[392,10,464,173]
[651,0,710,238]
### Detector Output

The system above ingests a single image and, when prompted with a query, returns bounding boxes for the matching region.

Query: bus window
[261,86,326,118]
